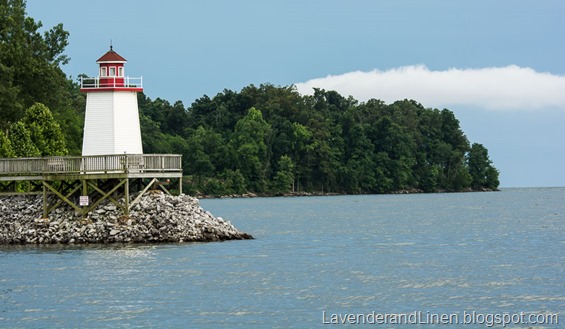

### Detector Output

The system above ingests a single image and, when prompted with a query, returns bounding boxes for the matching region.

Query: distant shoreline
[196,187,500,199]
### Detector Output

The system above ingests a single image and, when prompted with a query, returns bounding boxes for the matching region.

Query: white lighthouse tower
[80,46,143,156]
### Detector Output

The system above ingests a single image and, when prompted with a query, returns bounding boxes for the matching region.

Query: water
[1,188,564,328]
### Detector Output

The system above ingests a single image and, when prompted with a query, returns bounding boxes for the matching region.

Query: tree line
[137,86,499,195]
[1,0,499,196]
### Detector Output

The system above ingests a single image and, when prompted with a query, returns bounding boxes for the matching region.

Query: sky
[26,0,565,188]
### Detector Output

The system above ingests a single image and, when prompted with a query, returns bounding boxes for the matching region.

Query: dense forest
[1,0,499,196]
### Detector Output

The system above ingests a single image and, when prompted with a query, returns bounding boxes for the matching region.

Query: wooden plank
[158,183,172,195]
[0,191,44,196]
[128,178,157,212]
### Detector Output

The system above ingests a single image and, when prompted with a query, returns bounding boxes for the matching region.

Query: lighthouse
[80,46,144,156]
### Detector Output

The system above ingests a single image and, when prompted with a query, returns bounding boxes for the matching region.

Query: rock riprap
[0,192,253,244]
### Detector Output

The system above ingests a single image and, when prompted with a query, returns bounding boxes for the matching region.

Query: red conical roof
[96,46,127,63]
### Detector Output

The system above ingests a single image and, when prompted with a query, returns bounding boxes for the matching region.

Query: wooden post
[124,178,130,216]
[179,157,182,195]
[42,180,47,218]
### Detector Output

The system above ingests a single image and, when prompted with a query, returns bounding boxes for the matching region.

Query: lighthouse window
[100,67,107,77]
[118,67,124,76]
[109,67,116,76]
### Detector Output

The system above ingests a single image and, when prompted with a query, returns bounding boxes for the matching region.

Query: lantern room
[97,45,126,87]
[80,46,143,92]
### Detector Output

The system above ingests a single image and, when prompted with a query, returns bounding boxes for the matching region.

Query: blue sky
[27,0,565,188]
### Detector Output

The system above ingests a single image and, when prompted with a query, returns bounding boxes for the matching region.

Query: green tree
[303,112,344,192]
[272,155,295,194]
[415,108,444,191]
[289,122,311,192]
[340,111,376,193]
[467,143,500,190]
[55,78,84,155]
[373,152,394,193]
[164,100,188,136]
[485,166,500,190]
[139,114,166,154]
[0,130,15,157]
[0,0,71,129]
[9,121,40,157]
[220,169,247,195]
[187,89,250,136]
[371,116,416,191]
[230,107,272,192]
[21,103,68,156]
[185,126,220,181]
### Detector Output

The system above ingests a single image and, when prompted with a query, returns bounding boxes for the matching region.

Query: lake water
[1,188,563,328]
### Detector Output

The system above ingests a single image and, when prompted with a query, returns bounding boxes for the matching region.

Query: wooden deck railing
[0,154,182,176]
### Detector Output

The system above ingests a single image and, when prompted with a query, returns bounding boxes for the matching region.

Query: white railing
[0,154,181,176]
[80,76,143,89]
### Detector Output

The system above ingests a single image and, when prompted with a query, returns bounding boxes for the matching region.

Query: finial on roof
[110,40,113,51]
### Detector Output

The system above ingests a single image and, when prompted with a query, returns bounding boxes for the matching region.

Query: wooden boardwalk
[0,154,183,218]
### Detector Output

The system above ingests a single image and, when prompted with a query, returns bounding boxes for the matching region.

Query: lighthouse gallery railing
[0,154,181,176]
[80,76,143,89]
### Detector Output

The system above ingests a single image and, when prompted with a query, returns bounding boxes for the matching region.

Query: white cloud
[295,65,565,110]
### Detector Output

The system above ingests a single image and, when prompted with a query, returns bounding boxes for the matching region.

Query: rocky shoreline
[0,192,253,245]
